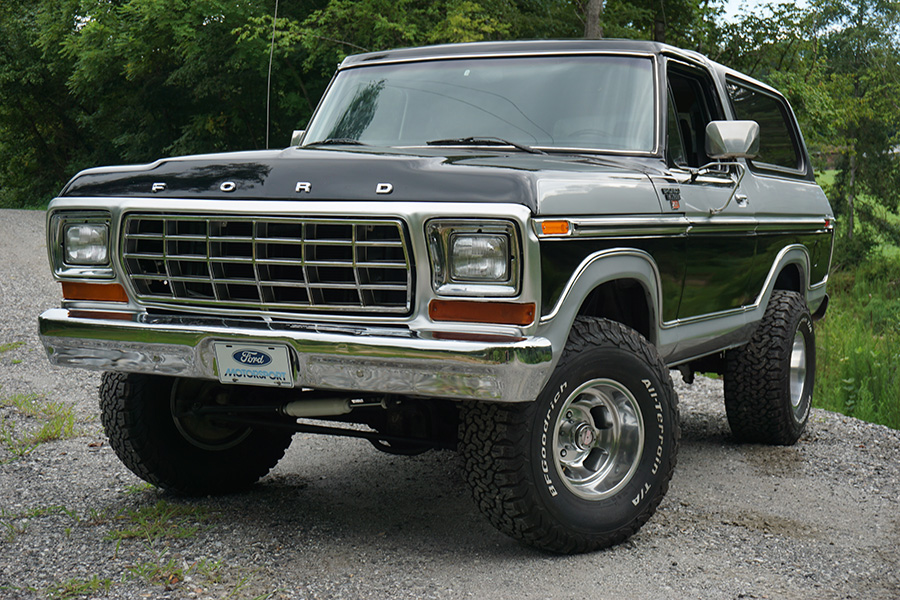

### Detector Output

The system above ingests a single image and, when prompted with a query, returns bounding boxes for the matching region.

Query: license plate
[214,342,294,388]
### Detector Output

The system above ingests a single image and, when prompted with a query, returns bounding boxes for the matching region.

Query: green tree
[0,0,339,208]
[58,0,331,159]
[0,1,90,207]
[600,0,723,50]
[285,0,580,77]
[715,0,900,261]
[813,0,900,250]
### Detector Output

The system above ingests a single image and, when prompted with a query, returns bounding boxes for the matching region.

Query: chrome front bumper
[38,308,554,402]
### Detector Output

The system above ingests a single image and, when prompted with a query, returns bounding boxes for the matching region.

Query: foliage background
[1,0,898,427]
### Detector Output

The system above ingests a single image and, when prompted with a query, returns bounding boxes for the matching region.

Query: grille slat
[122,215,412,314]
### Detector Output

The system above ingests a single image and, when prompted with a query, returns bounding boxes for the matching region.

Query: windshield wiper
[426,136,546,155]
[308,138,368,146]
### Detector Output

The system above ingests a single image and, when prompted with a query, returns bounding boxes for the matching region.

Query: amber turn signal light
[62,282,129,303]
[429,299,536,326]
[540,220,570,235]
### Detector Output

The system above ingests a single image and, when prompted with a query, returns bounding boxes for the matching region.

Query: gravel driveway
[1,208,898,599]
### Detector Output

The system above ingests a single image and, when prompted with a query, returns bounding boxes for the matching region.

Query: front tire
[724,290,815,445]
[100,373,294,495]
[459,317,679,553]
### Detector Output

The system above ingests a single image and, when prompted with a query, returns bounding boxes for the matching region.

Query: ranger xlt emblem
[661,187,681,210]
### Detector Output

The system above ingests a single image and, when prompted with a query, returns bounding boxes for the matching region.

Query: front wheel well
[577,279,653,343]
[773,263,803,293]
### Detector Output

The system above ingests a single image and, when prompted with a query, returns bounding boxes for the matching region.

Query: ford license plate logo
[233,349,273,366]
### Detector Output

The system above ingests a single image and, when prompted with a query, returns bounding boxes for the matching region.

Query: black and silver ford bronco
[39,40,834,553]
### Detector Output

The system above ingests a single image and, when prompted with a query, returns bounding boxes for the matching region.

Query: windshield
[303,55,657,153]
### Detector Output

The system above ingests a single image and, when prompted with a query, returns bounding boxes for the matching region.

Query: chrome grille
[122,215,412,314]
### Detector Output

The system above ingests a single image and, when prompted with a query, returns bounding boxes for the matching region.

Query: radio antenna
[265,0,279,149]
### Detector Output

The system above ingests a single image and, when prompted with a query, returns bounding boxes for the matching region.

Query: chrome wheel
[553,378,644,501]
[789,331,808,419]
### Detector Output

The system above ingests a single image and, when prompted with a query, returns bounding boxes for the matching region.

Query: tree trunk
[847,152,857,240]
[654,0,667,43]
[584,0,604,39]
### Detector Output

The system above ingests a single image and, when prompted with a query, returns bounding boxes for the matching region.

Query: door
[652,61,758,323]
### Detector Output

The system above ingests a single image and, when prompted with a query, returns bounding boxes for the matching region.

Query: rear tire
[99,373,294,495]
[458,317,679,553]
[724,290,815,445]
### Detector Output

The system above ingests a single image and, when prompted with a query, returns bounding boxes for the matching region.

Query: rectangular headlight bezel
[49,211,115,279]
[427,219,520,297]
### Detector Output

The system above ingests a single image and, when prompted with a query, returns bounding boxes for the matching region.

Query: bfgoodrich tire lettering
[99,372,294,495]
[458,317,679,553]
[724,290,815,445]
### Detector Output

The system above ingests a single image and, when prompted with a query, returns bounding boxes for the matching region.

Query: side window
[665,89,688,167]
[666,64,723,168]
[727,79,802,173]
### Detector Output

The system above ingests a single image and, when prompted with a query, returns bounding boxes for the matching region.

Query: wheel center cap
[575,424,596,449]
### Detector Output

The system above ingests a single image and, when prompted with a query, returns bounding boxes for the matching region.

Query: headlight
[449,234,509,281]
[427,220,519,296]
[65,224,109,265]
[49,211,115,279]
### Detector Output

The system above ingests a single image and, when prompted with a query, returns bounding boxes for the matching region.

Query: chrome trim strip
[534,216,691,239]
[754,216,831,233]
[535,215,831,240]
[810,275,828,291]
[38,308,553,403]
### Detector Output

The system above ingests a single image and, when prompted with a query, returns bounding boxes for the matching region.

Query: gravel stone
[1,208,899,599]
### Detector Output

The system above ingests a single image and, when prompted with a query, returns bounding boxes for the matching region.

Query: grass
[123,553,223,590]
[0,393,78,461]
[809,170,900,429]
[1,498,246,597]
[46,576,113,600]
[0,341,25,353]
[814,255,900,429]
[106,499,214,544]
[1,506,79,542]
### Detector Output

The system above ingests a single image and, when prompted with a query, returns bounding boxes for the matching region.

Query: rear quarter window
[726,78,804,175]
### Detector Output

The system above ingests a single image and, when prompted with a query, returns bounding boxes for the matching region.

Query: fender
[537,248,666,360]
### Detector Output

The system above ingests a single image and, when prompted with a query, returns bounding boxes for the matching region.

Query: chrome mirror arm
[708,162,747,216]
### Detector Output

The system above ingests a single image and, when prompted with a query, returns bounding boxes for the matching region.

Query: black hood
[60,147,658,214]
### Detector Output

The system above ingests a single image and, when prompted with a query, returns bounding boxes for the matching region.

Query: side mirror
[705,121,759,160]
[291,130,305,146]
